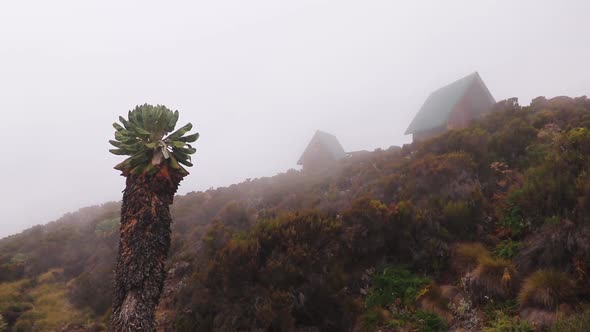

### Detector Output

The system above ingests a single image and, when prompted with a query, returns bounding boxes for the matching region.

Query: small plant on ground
[483,311,534,332]
[483,299,519,321]
[414,310,448,332]
[448,297,482,331]
[550,308,590,332]
[494,240,523,260]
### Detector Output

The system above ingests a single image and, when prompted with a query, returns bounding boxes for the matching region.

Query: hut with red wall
[405,72,495,142]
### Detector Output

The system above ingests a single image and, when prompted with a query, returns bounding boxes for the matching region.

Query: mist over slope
[2,96,590,331]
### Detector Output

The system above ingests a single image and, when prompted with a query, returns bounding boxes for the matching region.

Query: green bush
[500,190,527,237]
[483,312,534,332]
[415,310,448,332]
[365,266,430,308]
[94,218,120,237]
[483,299,519,321]
[489,118,537,168]
[494,240,523,260]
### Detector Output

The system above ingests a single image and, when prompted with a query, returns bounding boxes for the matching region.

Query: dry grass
[20,274,92,331]
[0,279,30,311]
[468,255,517,303]
[518,270,576,310]
[456,243,490,265]
[454,243,520,303]
[453,242,494,277]
[418,285,454,323]
[0,270,93,331]
[37,268,64,284]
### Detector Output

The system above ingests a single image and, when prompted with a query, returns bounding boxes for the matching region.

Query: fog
[0,0,588,238]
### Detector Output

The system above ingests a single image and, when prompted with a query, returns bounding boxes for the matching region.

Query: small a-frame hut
[297,130,345,172]
[405,72,495,142]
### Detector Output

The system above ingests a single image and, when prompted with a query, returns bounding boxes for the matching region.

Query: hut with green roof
[405,72,495,142]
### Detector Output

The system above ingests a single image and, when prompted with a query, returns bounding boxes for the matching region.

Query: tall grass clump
[455,243,490,267]
[518,270,576,310]
[455,243,518,303]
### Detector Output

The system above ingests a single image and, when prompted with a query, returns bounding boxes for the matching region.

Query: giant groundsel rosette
[109,104,199,176]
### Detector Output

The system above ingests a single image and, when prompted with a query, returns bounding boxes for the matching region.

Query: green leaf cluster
[365,265,430,308]
[108,104,199,175]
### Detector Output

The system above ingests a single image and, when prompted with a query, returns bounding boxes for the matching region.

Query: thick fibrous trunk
[110,167,183,331]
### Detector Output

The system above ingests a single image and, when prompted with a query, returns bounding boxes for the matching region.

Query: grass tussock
[37,268,63,284]
[455,243,518,303]
[468,255,517,303]
[518,270,576,310]
[455,243,490,266]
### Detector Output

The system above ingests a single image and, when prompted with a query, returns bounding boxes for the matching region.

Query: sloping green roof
[405,72,491,135]
[297,130,346,165]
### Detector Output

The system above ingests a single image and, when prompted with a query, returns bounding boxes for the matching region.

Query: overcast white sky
[0,0,589,238]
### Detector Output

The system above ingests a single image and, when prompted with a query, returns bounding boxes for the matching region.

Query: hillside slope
[2,96,590,331]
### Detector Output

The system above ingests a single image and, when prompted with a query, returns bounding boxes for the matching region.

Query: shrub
[489,118,537,167]
[199,211,349,330]
[417,126,491,166]
[360,309,382,332]
[482,299,518,321]
[443,200,475,235]
[365,266,430,308]
[67,271,112,315]
[407,152,477,200]
[514,221,590,275]
[361,266,448,332]
[94,218,120,237]
[217,201,253,230]
[500,190,527,237]
[514,162,577,224]
[414,310,448,332]
[518,270,576,310]
[342,198,399,256]
[448,297,482,331]
[494,240,523,260]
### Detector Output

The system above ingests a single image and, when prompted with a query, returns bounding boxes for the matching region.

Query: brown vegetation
[1,96,590,330]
